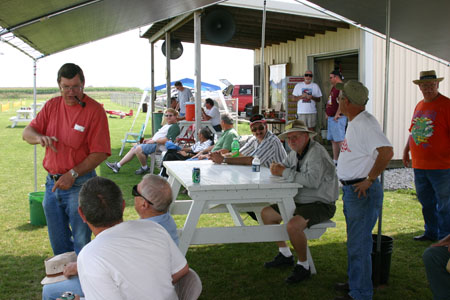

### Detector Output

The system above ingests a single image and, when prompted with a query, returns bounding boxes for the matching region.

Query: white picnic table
[165,159,336,274]
[165,160,299,253]
[9,103,44,128]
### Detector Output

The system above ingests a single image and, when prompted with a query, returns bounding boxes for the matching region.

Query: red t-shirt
[326,87,340,117]
[30,95,111,174]
[409,94,450,169]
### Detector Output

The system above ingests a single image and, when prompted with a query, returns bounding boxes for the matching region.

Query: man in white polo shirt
[293,70,322,131]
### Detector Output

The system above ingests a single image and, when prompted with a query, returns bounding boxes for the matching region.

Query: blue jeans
[414,169,450,240]
[342,179,383,300]
[42,276,83,300]
[44,171,96,255]
[423,246,450,300]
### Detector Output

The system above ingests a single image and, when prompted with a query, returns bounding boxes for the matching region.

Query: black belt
[49,174,62,181]
[340,178,366,186]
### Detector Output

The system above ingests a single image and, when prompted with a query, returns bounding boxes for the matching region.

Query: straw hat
[413,70,444,85]
[278,120,316,140]
[41,251,77,285]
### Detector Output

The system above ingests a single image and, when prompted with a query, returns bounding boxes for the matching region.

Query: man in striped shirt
[210,114,287,166]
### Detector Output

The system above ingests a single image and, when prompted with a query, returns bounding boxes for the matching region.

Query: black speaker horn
[203,8,236,44]
[162,39,183,60]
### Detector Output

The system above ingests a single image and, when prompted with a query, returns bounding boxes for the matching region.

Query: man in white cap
[261,120,338,284]
[403,70,450,243]
[335,80,393,300]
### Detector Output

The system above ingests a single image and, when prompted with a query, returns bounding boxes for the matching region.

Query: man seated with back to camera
[210,114,287,167]
[189,113,238,160]
[81,176,187,299]
[160,127,214,177]
[262,120,338,284]
[42,175,182,300]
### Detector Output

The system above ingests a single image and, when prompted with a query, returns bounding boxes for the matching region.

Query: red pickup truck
[221,81,253,115]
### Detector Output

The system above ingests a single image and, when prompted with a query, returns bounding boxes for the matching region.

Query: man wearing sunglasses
[293,70,322,131]
[133,174,179,245]
[106,108,180,175]
[211,114,286,167]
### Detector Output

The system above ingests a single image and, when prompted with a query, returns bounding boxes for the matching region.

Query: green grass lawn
[0,97,433,299]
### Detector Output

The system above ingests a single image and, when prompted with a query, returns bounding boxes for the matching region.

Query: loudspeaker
[162,39,183,60]
[203,8,236,44]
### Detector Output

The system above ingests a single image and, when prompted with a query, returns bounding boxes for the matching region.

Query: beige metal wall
[255,26,450,160]
[255,26,360,78]
[370,33,450,159]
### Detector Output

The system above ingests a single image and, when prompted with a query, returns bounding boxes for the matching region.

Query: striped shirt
[240,131,287,167]
[191,139,213,153]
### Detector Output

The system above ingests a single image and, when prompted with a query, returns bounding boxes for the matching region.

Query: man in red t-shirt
[23,63,111,255]
[403,70,450,242]
[326,70,347,166]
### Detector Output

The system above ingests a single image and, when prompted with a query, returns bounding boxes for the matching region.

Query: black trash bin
[371,234,393,286]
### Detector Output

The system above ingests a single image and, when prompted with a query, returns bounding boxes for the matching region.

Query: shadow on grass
[184,230,432,300]
[15,223,46,232]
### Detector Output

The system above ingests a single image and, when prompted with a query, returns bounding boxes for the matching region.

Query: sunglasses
[251,125,265,132]
[165,114,174,117]
[132,185,153,205]
[304,74,313,77]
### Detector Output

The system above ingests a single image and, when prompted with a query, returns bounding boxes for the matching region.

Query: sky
[0,28,254,89]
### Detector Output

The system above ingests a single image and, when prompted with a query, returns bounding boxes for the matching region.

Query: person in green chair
[105,108,180,175]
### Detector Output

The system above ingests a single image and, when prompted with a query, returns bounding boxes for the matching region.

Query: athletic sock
[279,247,293,257]
[297,260,310,270]
[116,162,121,168]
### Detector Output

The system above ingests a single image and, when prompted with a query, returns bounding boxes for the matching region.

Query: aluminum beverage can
[192,167,201,183]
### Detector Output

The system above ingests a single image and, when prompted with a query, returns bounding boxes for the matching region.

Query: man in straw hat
[402,70,450,243]
[334,80,393,300]
[261,120,338,284]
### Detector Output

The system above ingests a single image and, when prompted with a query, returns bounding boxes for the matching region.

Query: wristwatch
[366,176,375,184]
[70,169,79,179]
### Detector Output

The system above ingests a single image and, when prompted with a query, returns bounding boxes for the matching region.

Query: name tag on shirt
[74,124,85,132]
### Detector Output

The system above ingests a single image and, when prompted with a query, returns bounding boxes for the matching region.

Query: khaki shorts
[271,202,336,227]
[297,113,317,128]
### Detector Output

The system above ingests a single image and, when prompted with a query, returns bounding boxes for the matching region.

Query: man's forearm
[22,125,41,145]
[73,152,108,177]
[367,146,394,179]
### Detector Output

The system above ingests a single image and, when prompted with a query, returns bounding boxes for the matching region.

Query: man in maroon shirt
[326,70,347,166]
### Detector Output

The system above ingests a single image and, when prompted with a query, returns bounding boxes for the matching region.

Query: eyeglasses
[304,74,313,77]
[132,185,153,205]
[251,125,265,132]
[60,85,83,92]
[165,114,174,117]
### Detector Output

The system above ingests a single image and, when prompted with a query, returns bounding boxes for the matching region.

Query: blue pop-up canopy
[149,78,221,92]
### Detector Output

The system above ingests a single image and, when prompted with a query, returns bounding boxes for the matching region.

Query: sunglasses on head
[251,125,265,132]
[304,74,313,77]
[132,185,153,205]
